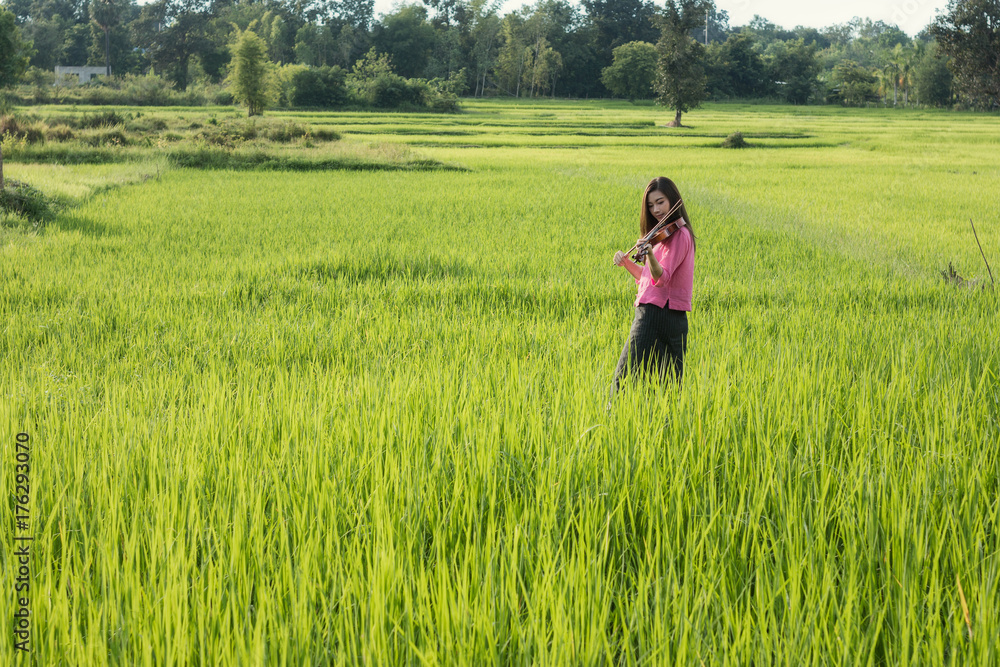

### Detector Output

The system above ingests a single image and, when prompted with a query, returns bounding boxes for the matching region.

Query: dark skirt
[611,303,688,396]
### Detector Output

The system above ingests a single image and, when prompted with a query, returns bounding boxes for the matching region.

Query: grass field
[2,100,999,664]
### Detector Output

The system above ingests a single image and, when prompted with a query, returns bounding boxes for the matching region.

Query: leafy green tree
[290,65,348,107]
[22,18,65,70]
[766,38,820,104]
[601,40,657,99]
[914,42,953,106]
[330,0,375,32]
[742,15,796,43]
[89,0,130,76]
[524,36,562,96]
[424,24,463,80]
[496,13,528,95]
[930,0,1000,109]
[228,29,272,116]
[468,0,502,97]
[540,0,601,98]
[0,7,33,88]
[716,32,767,98]
[653,0,712,127]
[520,1,564,97]
[583,0,659,66]
[61,22,91,67]
[134,0,213,90]
[832,60,878,106]
[373,4,436,78]
[0,7,33,193]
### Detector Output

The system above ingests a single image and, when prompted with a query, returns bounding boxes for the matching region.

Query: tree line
[1,0,997,112]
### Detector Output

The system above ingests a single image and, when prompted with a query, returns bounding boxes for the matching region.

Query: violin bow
[624,198,685,259]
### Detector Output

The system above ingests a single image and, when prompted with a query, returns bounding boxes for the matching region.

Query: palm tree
[876,66,892,106]
[899,48,916,106]
[90,0,124,77]
[889,43,908,106]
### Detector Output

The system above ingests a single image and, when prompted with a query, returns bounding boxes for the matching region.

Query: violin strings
[626,198,685,257]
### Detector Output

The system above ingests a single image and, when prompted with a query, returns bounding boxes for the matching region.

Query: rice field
[2,99,999,664]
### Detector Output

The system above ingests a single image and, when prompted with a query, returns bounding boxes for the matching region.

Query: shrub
[80,110,127,129]
[264,120,306,142]
[195,118,261,147]
[722,131,749,148]
[212,88,234,106]
[1,115,46,143]
[81,127,130,146]
[360,74,428,108]
[428,92,460,113]
[0,180,53,223]
[308,127,340,142]
[120,73,176,106]
[46,124,75,142]
[290,66,349,108]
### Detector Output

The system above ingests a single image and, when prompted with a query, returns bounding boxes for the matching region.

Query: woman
[610,177,695,396]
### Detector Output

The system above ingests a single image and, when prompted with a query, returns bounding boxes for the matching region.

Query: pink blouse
[634,224,694,311]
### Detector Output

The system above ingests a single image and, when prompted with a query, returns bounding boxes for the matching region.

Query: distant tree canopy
[931,0,1000,109]
[833,60,879,106]
[0,0,992,111]
[0,7,33,89]
[601,41,657,100]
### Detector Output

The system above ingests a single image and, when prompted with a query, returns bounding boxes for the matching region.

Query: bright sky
[372,0,950,38]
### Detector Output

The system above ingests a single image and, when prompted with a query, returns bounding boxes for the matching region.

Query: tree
[767,38,820,104]
[583,0,659,53]
[22,18,65,71]
[914,42,953,106]
[601,40,657,99]
[583,0,659,85]
[290,65,348,107]
[715,32,767,98]
[89,0,129,76]
[330,0,375,32]
[0,7,33,89]
[832,60,878,106]
[0,6,33,192]
[898,46,916,105]
[930,0,1000,109]
[653,0,712,127]
[496,13,528,95]
[373,5,436,79]
[521,2,563,97]
[229,29,272,116]
[468,0,502,96]
[135,0,213,91]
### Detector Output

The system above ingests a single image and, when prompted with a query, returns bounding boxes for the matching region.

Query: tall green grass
[1,102,998,664]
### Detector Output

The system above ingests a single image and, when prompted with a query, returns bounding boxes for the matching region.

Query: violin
[626,198,686,265]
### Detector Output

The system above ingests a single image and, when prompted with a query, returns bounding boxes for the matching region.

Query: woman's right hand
[613,251,627,266]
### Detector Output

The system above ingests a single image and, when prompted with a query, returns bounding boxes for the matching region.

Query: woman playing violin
[610,176,696,396]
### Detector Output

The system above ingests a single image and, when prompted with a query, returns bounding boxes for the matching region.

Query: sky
[371,0,951,38]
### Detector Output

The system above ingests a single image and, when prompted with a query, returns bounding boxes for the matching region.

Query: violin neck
[651,199,684,233]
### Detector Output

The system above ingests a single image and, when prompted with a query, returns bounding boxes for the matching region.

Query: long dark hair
[641,177,696,250]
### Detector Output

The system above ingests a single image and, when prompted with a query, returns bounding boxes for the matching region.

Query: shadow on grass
[295,255,475,283]
[52,211,122,237]
[6,145,466,172]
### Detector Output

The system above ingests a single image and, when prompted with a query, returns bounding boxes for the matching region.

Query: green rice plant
[1,100,998,664]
